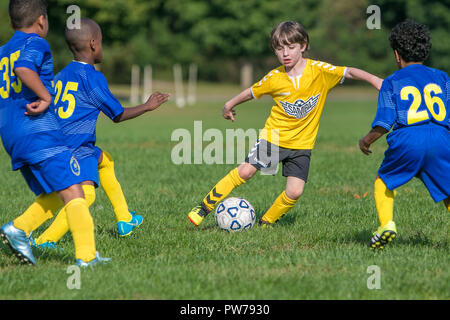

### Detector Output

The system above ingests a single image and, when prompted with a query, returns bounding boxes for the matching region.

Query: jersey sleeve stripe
[340,67,348,84]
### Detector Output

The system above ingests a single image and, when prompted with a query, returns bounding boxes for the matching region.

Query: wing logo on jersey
[279,93,321,119]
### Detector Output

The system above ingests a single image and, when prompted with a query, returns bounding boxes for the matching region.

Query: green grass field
[0,86,448,300]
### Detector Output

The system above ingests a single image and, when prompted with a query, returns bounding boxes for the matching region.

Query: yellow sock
[65,198,96,262]
[374,177,395,227]
[98,151,132,222]
[202,168,246,212]
[444,198,450,212]
[261,191,297,224]
[13,192,63,236]
[36,185,96,244]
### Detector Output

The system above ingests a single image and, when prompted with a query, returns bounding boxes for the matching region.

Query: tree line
[0,0,448,84]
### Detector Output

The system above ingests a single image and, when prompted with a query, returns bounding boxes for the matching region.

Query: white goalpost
[130,64,140,105]
[142,65,152,102]
[173,63,198,108]
[187,63,197,106]
[130,63,197,107]
[173,63,185,108]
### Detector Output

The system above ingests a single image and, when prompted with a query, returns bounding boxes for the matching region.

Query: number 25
[401,84,446,125]
[54,80,78,119]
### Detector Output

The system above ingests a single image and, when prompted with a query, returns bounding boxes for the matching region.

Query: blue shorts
[93,145,102,161]
[77,155,100,188]
[378,124,450,202]
[20,150,86,196]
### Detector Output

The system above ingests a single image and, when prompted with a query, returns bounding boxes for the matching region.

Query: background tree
[0,0,448,84]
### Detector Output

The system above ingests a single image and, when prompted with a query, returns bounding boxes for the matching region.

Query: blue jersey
[374,64,450,202]
[52,61,124,159]
[372,64,449,131]
[0,31,67,170]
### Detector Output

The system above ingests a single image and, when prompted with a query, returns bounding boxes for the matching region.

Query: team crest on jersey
[279,93,321,119]
[70,156,81,176]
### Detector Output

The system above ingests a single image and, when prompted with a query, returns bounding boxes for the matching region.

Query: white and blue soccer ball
[215,197,256,232]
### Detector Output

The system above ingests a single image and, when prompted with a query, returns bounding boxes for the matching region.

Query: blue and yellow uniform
[373,64,450,202]
[0,31,83,195]
[52,61,125,186]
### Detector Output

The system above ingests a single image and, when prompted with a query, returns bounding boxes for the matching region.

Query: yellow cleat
[187,204,209,226]
[258,218,273,228]
[369,221,397,250]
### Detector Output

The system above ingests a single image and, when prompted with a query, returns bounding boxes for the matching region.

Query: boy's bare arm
[14,67,52,116]
[345,67,383,90]
[222,87,253,122]
[359,126,388,155]
[113,91,169,123]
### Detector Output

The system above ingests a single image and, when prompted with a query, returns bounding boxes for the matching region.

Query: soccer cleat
[0,222,36,265]
[76,251,111,268]
[29,237,63,251]
[187,204,210,226]
[258,218,273,228]
[369,221,397,250]
[117,211,143,237]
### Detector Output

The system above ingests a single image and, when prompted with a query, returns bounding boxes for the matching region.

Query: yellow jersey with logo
[251,59,347,149]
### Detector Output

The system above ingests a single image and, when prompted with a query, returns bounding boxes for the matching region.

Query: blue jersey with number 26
[374,64,450,202]
[372,64,449,131]
[52,61,124,160]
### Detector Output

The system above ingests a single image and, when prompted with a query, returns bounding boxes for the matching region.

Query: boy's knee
[285,188,303,200]
[237,163,257,181]
[58,184,85,204]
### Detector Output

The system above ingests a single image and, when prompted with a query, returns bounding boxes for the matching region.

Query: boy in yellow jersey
[188,21,383,227]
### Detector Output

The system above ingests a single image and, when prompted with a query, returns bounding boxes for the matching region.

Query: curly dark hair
[389,20,431,62]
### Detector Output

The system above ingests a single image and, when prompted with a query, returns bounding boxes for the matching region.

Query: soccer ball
[215,197,256,232]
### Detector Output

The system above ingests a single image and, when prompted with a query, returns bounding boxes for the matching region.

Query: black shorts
[245,139,312,182]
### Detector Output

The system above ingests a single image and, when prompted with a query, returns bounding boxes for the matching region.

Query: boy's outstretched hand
[359,136,373,155]
[144,92,170,111]
[113,92,170,123]
[222,87,253,122]
[222,106,236,122]
[25,99,51,116]
[359,126,389,155]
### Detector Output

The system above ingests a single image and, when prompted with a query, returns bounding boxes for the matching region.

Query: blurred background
[0,0,448,93]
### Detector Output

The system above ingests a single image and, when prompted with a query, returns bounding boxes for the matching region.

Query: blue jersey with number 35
[372,64,449,131]
[52,61,124,160]
[0,31,68,171]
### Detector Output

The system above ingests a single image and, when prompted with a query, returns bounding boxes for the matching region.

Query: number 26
[401,84,446,125]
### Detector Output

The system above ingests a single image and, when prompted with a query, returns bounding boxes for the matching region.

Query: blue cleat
[76,251,111,268]
[29,237,63,251]
[0,222,36,265]
[117,211,143,237]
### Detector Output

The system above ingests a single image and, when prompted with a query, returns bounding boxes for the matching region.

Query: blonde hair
[270,21,309,51]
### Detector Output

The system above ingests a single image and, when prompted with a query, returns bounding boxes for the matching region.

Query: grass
[0,86,448,300]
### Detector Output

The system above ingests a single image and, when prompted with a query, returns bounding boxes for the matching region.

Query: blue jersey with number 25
[53,61,124,160]
[372,64,449,131]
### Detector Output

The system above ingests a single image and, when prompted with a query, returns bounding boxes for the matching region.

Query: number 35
[401,83,446,125]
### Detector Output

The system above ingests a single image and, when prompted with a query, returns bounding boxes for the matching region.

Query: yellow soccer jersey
[251,59,347,149]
